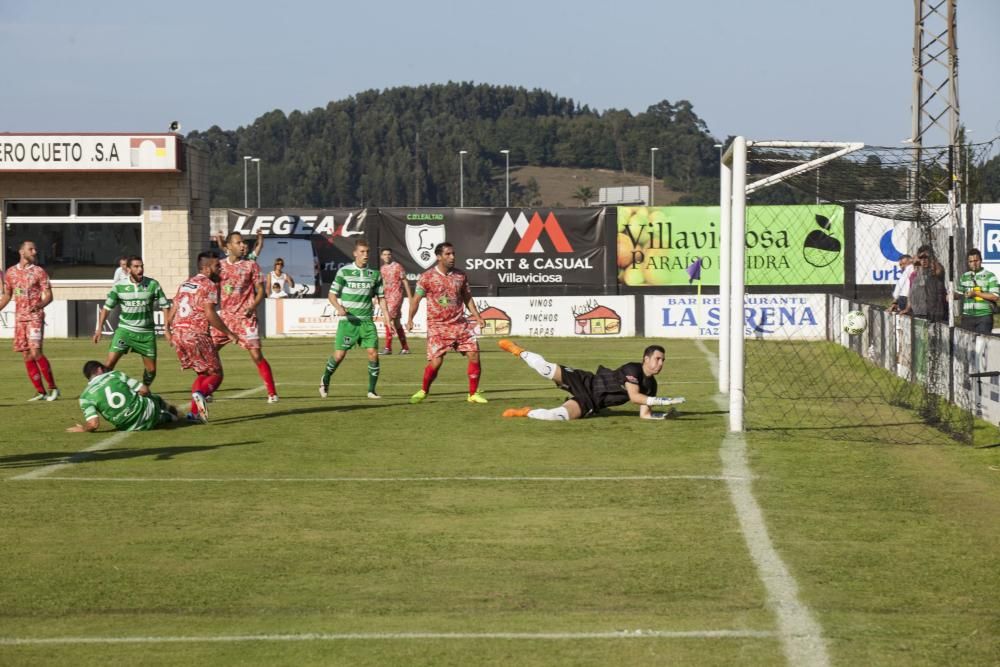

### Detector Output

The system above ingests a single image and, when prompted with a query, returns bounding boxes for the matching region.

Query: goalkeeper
[497,340,683,421]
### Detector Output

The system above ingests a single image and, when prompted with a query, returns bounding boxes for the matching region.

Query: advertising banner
[0,301,69,338]
[854,212,916,285]
[265,295,635,338]
[643,293,827,339]
[378,208,608,288]
[617,205,845,286]
[226,209,368,287]
[978,203,1000,275]
[0,134,179,172]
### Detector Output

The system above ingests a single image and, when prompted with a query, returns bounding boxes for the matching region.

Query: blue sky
[2,0,997,147]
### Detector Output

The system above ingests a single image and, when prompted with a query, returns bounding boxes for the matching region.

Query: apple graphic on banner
[879,230,904,261]
[802,214,841,268]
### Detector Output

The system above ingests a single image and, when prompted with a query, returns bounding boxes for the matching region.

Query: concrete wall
[0,142,210,300]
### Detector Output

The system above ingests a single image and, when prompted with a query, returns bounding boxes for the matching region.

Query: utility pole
[909,0,960,204]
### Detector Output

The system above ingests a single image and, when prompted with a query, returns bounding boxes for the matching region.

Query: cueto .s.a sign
[0,134,180,171]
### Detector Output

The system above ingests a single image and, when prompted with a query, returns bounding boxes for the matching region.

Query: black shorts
[558,365,598,417]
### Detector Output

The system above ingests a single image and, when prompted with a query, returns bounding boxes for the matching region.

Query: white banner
[854,212,916,285]
[0,135,179,171]
[266,296,636,338]
[0,301,69,338]
[643,294,827,339]
[977,203,1000,275]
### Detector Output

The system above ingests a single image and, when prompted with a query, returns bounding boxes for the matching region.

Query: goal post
[719,135,1000,444]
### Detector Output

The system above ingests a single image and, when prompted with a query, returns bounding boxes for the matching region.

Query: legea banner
[226,209,369,285]
[617,205,845,286]
[643,293,827,339]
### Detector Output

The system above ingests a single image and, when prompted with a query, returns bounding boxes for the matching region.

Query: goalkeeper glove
[646,396,685,407]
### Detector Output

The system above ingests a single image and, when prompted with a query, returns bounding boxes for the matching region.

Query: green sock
[322,357,339,385]
[142,369,156,386]
[368,361,380,393]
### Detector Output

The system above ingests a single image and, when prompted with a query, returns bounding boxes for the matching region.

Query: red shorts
[211,314,261,350]
[384,297,403,320]
[13,319,44,353]
[173,329,223,375]
[426,322,479,360]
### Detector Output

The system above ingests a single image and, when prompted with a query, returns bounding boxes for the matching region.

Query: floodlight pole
[459,150,467,207]
[253,158,261,208]
[500,149,510,207]
[650,147,659,206]
[243,155,252,208]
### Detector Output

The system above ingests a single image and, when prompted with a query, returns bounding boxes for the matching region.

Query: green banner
[616,205,845,286]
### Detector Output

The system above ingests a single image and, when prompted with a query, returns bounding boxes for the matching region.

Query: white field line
[276,380,716,387]
[0,629,777,646]
[9,385,267,481]
[25,474,747,483]
[11,431,133,480]
[695,339,830,667]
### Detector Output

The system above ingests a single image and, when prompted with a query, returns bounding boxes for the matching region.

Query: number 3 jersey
[79,370,158,431]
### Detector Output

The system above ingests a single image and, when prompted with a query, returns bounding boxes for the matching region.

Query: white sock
[527,407,570,421]
[519,351,557,380]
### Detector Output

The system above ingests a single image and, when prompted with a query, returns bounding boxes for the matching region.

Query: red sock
[422,364,439,392]
[24,360,44,394]
[256,359,276,396]
[468,361,481,395]
[203,374,223,397]
[395,323,409,350]
[384,325,393,350]
[36,355,56,389]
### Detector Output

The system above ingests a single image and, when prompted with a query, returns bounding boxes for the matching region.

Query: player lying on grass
[497,340,684,421]
[67,361,179,432]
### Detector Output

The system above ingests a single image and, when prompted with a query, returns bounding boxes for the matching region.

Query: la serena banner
[617,205,845,286]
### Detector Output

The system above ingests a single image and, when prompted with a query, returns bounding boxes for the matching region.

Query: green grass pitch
[0,337,998,665]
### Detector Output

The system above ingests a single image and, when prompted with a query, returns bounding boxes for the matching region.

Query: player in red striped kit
[212,232,278,403]
[406,242,487,404]
[0,241,60,401]
[378,248,412,355]
[164,252,238,423]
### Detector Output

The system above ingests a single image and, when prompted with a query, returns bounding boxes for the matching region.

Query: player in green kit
[319,239,392,399]
[93,256,170,387]
[66,361,179,432]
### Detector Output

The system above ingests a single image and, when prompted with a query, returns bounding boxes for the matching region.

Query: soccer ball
[843,310,867,335]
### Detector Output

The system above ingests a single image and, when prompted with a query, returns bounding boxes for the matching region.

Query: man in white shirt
[889,255,913,314]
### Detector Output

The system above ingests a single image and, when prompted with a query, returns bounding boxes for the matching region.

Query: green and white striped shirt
[331,264,383,319]
[104,277,170,333]
[958,268,999,318]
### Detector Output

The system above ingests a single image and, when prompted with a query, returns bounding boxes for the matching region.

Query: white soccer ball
[843,310,867,335]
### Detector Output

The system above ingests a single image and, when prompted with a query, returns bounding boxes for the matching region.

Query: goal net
[722,138,998,446]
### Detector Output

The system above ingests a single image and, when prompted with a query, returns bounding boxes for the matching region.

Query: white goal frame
[719,138,865,432]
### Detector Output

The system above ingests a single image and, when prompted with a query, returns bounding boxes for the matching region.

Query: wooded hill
[187,83,723,209]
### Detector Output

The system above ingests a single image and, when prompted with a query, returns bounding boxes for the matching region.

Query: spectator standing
[908,245,947,322]
[889,254,913,313]
[954,248,998,334]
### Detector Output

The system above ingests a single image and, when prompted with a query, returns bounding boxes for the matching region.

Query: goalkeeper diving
[498,340,684,421]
